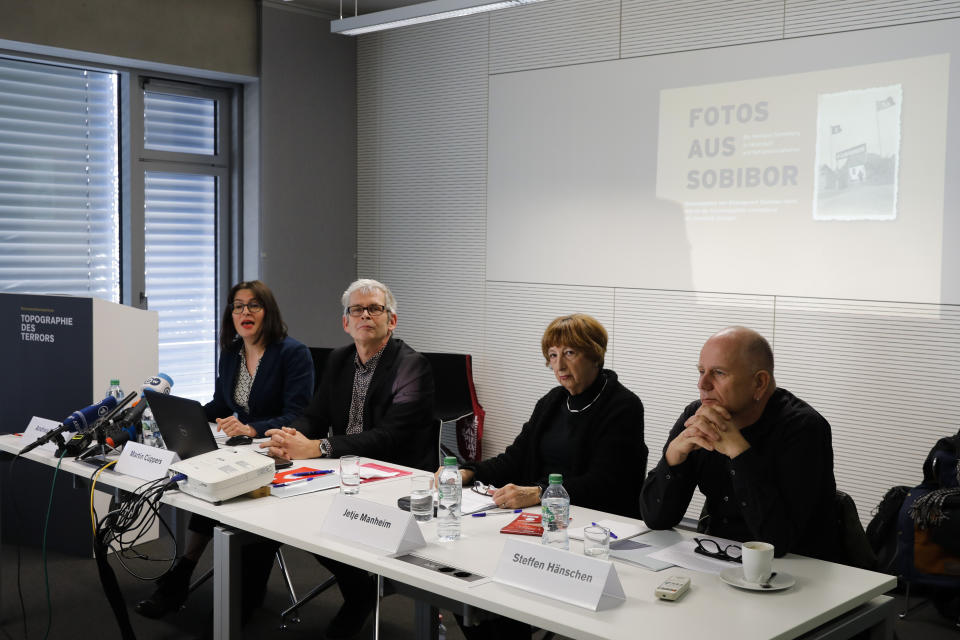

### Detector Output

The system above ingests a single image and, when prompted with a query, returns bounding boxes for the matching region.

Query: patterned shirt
[346,345,385,435]
[232,349,261,414]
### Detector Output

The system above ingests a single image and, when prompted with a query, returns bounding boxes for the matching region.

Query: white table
[1,436,896,640]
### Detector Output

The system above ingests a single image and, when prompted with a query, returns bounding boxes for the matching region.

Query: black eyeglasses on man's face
[693,538,742,563]
[346,304,388,318]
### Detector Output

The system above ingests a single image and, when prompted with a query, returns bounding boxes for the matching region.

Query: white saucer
[719,567,796,592]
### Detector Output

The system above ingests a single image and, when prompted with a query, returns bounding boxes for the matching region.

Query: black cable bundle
[91,470,184,640]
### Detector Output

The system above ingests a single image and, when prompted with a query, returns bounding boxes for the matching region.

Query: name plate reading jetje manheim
[494,537,625,611]
[321,494,425,555]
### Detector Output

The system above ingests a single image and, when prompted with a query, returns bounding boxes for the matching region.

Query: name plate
[321,494,425,555]
[21,417,61,455]
[116,442,178,480]
[494,537,625,611]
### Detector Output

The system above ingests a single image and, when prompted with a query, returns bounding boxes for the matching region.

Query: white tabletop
[0,437,896,640]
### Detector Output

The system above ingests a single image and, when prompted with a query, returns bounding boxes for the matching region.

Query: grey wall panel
[774,297,960,523]
[481,282,616,456]
[356,17,488,361]
[785,0,960,38]
[622,0,784,59]
[0,0,258,77]
[260,4,357,348]
[614,289,775,522]
[489,0,621,75]
[357,1,960,529]
[357,36,382,281]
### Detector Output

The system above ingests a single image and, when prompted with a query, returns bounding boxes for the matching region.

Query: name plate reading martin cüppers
[116,441,179,480]
[494,537,625,611]
[321,494,425,555]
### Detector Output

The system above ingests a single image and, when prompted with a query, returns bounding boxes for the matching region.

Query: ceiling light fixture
[331,0,549,36]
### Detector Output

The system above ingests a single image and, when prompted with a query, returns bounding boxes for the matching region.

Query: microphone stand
[76,391,138,462]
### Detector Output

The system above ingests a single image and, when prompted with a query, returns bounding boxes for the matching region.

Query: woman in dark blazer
[204,280,314,437]
[136,280,313,620]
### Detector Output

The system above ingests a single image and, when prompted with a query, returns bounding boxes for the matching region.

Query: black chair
[309,347,333,393]
[422,352,484,466]
[835,489,877,570]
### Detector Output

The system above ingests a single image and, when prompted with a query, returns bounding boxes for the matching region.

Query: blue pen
[292,470,334,477]
[273,477,318,488]
[591,522,618,539]
[472,509,522,517]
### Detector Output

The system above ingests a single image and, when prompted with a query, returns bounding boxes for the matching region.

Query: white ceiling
[294,0,426,15]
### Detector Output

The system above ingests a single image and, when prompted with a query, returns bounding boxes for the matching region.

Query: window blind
[143,92,216,154]
[143,87,219,404]
[144,171,216,403]
[0,56,119,300]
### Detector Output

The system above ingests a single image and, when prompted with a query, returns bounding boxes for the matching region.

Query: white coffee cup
[741,541,774,583]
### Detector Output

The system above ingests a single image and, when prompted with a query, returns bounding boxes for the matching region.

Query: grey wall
[356,0,960,525]
[258,2,357,348]
[0,0,258,78]
[1,0,359,349]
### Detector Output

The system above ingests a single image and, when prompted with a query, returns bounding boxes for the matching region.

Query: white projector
[169,448,274,503]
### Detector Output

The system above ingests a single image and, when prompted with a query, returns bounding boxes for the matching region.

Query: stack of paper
[461,489,497,514]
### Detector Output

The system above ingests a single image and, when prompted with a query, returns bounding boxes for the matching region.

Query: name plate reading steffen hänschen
[494,537,625,611]
[321,494,425,555]
[116,441,178,480]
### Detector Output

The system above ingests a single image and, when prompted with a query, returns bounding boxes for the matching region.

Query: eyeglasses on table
[693,537,742,563]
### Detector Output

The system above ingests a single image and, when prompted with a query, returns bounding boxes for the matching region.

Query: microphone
[20,395,119,455]
[141,373,173,396]
[64,395,119,432]
[106,431,131,449]
[60,391,137,457]
[104,374,175,445]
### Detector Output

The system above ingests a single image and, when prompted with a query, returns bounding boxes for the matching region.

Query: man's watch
[319,439,332,457]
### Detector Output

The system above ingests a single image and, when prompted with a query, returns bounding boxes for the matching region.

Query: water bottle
[140,407,164,449]
[437,456,461,541]
[541,473,570,550]
[106,379,124,401]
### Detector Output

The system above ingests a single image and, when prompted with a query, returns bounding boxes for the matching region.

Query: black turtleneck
[538,372,607,479]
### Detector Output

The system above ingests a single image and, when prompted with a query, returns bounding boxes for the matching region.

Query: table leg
[375,574,382,640]
[213,526,243,640]
[413,600,440,640]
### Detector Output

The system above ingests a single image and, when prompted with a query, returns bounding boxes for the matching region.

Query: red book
[500,513,543,536]
[271,466,333,485]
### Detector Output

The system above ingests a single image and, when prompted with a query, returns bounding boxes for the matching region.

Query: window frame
[0,46,245,397]
[126,73,238,315]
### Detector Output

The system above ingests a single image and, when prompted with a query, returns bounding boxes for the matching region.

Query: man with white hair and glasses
[264,278,435,638]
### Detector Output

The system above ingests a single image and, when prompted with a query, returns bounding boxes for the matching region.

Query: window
[0,56,119,300]
[136,81,232,403]
[0,54,236,404]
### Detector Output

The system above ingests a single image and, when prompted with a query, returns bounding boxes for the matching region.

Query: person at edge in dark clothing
[449,313,647,639]
[640,326,837,562]
[262,278,435,639]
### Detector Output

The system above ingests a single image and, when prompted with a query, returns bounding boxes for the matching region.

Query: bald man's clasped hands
[666,403,752,465]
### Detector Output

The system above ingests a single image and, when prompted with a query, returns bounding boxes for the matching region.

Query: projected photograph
[813,85,902,221]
